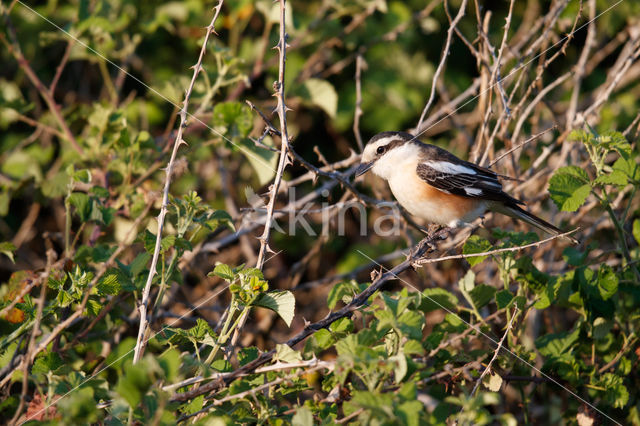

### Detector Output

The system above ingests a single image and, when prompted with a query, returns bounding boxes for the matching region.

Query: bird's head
[355,131,417,180]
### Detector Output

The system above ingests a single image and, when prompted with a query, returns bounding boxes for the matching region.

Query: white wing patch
[424,160,476,175]
[464,187,482,196]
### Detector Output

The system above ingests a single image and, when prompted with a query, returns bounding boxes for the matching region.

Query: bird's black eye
[376,146,385,155]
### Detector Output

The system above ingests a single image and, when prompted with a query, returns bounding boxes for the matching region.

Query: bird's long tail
[491,202,579,244]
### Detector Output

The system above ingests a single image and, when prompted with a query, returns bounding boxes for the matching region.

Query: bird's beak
[355,161,374,177]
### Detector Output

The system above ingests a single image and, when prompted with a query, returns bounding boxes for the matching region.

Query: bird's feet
[409,225,450,259]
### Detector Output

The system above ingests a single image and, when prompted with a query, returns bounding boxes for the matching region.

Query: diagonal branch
[171,228,451,402]
[469,306,518,397]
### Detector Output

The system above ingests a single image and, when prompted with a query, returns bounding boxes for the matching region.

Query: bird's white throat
[371,143,420,180]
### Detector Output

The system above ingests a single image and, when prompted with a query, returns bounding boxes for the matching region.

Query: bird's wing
[416,160,524,205]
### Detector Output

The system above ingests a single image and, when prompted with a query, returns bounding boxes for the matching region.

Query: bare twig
[469,307,518,396]
[488,126,556,168]
[416,0,468,131]
[255,0,292,270]
[413,228,579,267]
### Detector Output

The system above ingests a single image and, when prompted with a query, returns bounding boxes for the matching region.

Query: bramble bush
[1,0,639,424]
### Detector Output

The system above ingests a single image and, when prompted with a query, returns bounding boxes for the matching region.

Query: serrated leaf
[594,170,628,186]
[469,284,496,309]
[549,167,591,212]
[209,263,235,282]
[463,235,492,266]
[97,274,121,296]
[495,290,514,309]
[536,328,580,358]
[253,291,295,327]
[596,265,618,300]
[32,351,63,376]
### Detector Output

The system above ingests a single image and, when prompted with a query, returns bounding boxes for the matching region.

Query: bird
[355,131,577,243]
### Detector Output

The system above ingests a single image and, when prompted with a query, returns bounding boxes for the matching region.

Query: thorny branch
[132,1,225,364]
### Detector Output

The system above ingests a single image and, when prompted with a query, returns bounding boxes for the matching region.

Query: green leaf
[97,274,121,296]
[0,242,16,263]
[116,361,153,408]
[239,136,277,185]
[403,339,425,356]
[158,348,180,382]
[536,328,580,358]
[253,291,295,327]
[469,284,496,309]
[327,281,359,309]
[274,343,302,363]
[397,310,425,340]
[633,219,640,246]
[596,265,618,300]
[211,359,232,372]
[495,290,514,309]
[209,263,235,282]
[462,235,492,266]
[238,347,259,366]
[130,252,151,277]
[212,101,253,140]
[292,406,314,426]
[68,192,91,221]
[594,169,628,186]
[548,166,591,212]
[58,387,98,423]
[397,400,423,426]
[389,353,408,382]
[592,317,612,340]
[419,288,458,312]
[299,78,338,118]
[32,351,64,376]
[41,170,70,198]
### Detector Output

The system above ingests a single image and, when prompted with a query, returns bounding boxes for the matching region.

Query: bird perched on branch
[355,131,577,243]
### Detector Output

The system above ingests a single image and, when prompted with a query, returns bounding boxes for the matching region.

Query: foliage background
[1,0,639,424]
